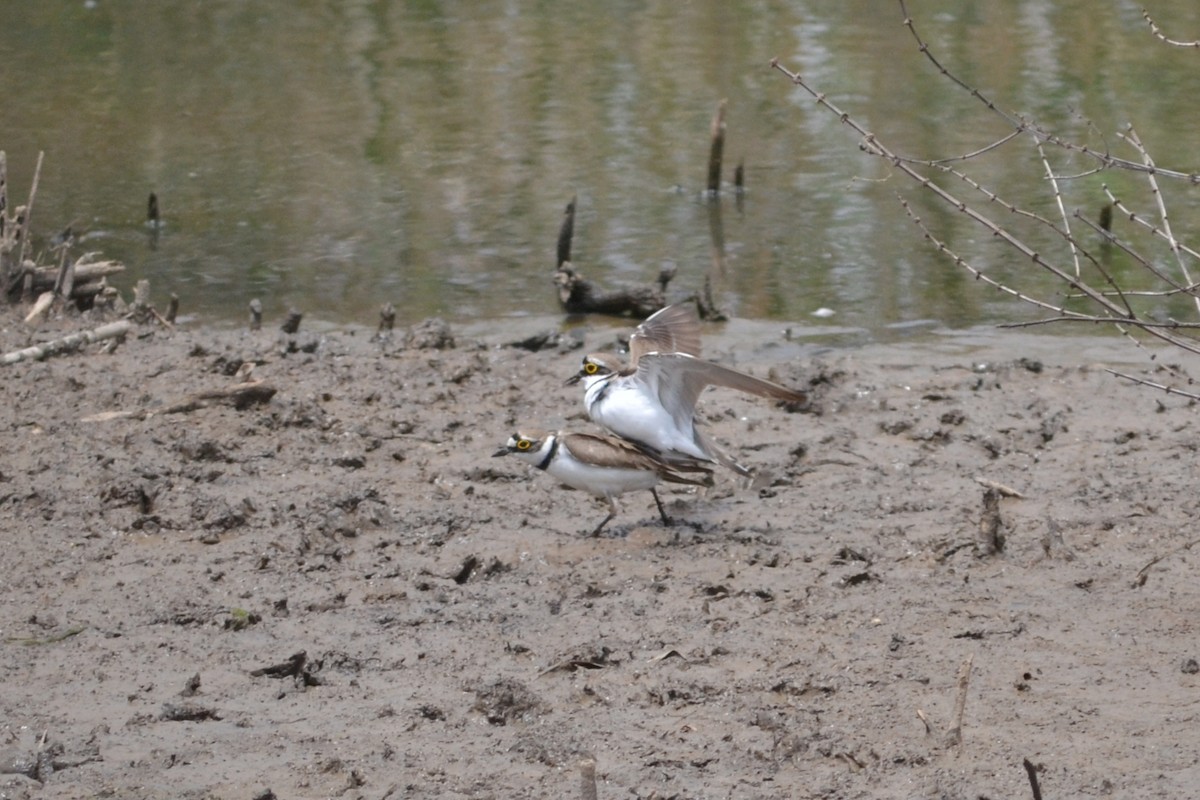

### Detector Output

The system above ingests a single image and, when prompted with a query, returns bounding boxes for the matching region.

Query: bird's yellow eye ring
[584,362,599,375]
[516,439,532,451]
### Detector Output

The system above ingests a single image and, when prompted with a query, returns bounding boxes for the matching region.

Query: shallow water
[3,1,1199,336]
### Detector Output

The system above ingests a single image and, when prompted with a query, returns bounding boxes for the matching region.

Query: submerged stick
[557,196,576,268]
[1,320,132,365]
[147,192,160,228]
[707,99,727,194]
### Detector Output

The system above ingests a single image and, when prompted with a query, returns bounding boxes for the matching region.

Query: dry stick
[29,256,124,297]
[977,488,1005,556]
[1023,758,1044,800]
[707,99,727,194]
[1104,368,1200,402]
[1036,140,1082,279]
[1120,126,1200,316]
[943,653,974,750]
[578,756,598,800]
[1,320,132,366]
[1142,8,1200,48]
[15,151,43,274]
[81,382,277,422]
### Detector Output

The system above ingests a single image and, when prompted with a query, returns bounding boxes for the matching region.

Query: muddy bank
[1,310,1197,799]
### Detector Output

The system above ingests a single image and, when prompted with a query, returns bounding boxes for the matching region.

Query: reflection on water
[2,0,1199,335]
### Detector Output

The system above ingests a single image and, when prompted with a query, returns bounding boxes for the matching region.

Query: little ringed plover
[493,428,713,536]
[566,304,806,476]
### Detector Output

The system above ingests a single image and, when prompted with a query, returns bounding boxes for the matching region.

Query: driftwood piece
[30,255,124,294]
[1,320,132,366]
[81,381,277,422]
[23,291,56,324]
[943,654,974,750]
[555,262,667,318]
[551,195,681,317]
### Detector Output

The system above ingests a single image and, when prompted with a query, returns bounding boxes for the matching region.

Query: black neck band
[535,436,559,471]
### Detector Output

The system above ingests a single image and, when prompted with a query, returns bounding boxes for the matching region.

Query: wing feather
[629,304,703,366]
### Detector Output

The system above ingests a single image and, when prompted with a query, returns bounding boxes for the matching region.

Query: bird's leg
[651,488,671,526]
[590,496,619,537]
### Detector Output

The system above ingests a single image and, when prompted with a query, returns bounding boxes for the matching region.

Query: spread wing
[629,304,703,366]
[638,353,807,429]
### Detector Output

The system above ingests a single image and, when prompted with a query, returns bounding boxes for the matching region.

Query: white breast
[546,450,660,497]
[585,376,709,461]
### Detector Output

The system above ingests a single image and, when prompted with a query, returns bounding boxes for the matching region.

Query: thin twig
[1120,126,1200,315]
[1143,8,1200,48]
[1134,535,1200,587]
[1036,140,1082,279]
[1105,368,1200,402]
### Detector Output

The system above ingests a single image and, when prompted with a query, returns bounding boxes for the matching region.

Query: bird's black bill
[563,372,583,386]
[492,447,512,458]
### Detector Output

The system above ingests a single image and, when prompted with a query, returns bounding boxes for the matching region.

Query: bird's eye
[584,362,599,375]
[516,439,533,451]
